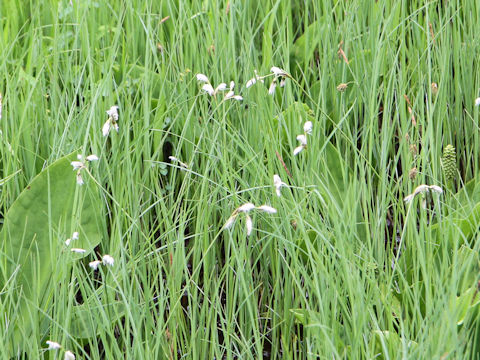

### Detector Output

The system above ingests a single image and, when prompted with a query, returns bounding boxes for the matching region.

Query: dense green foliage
[1,0,480,358]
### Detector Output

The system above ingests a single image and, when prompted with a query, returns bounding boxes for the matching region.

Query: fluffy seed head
[102,119,112,137]
[296,134,307,146]
[89,260,102,270]
[215,83,227,92]
[245,78,256,88]
[102,254,114,266]
[70,161,84,171]
[223,215,237,229]
[257,205,277,214]
[237,203,256,213]
[76,172,84,186]
[270,66,289,77]
[86,154,99,162]
[303,121,313,134]
[196,74,209,83]
[46,340,61,350]
[245,215,253,236]
[273,174,286,196]
[201,84,215,96]
[429,185,443,194]
[293,146,304,156]
[106,105,119,121]
[268,80,277,95]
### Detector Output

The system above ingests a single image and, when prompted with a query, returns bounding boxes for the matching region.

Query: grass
[1,0,480,358]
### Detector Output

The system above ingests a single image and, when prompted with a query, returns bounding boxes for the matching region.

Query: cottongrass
[103,105,120,137]
[294,121,313,155]
[45,340,61,350]
[223,203,277,236]
[65,231,79,246]
[70,154,99,185]
[102,254,115,266]
[197,74,242,101]
[404,184,443,204]
[273,174,287,197]
[245,66,291,95]
[64,350,75,360]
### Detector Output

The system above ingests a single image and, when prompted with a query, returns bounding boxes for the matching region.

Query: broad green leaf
[70,287,125,338]
[456,286,480,326]
[431,203,480,244]
[290,21,323,68]
[290,308,321,326]
[0,153,103,347]
[370,330,417,359]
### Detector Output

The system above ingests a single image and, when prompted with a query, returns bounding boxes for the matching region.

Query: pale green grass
[1,0,480,359]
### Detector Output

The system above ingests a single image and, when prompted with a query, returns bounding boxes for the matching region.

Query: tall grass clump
[0,0,480,359]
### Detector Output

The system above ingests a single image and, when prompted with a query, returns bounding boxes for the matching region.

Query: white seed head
[404,184,443,203]
[268,80,277,95]
[201,83,215,96]
[46,340,61,350]
[196,73,209,83]
[215,83,227,92]
[232,95,243,101]
[86,154,99,162]
[72,232,79,240]
[475,97,480,107]
[303,121,313,134]
[273,174,285,197]
[102,254,114,266]
[296,134,307,146]
[279,77,286,87]
[224,90,234,100]
[77,154,83,160]
[257,205,277,214]
[273,174,282,185]
[270,66,288,77]
[245,215,253,236]
[245,77,256,88]
[429,185,443,194]
[237,203,256,213]
[102,119,112,137]
[421,198,427,209]
[223,215,237,229]
[64,350,75,360]
[65,238,71,246]
[71,248,86,254]
[412,184,430,196]
[89,260,101,270]
[293,146,304,156]
[169,156,189,169]
[229,81,235,90]
[76,172,84,185]
[106,105,119,121]
[70,161,84,171]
